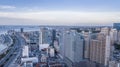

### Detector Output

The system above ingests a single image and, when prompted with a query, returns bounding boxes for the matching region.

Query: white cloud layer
[0,11,119,25]
[0,5,16,9]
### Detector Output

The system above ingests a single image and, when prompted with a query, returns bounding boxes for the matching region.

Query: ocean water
[0,25,40,34]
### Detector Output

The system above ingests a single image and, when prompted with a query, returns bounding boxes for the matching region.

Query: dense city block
[0,24,120,67]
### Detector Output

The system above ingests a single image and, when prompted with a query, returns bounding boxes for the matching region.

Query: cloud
[0,11,119,25]
[0,5,16,9]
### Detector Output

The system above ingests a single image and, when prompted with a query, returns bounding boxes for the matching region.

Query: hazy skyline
[0,0,120,25]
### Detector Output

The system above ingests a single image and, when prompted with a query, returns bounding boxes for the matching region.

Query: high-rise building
[84,31,91,59]
[117,31,120,42]
[20,28,24,33]
[110,29,118,45]
[49,47,55,57]
[63,30,84,67]
[109,29,118,58]
[52,29,56,45]
[113,23,120,30]
[39,28,43,44]
[58,29,66,59]
[22,45,29,57]
[101,27,110,35]
[39,27,51,44]
[89,33,111,66]
[54,40,59,52]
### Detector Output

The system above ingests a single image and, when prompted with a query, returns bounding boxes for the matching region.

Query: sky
[0,0,120,26]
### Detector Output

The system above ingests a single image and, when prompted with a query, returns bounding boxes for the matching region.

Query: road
[0,33,26,67]
[0,38,17,67]
[5,33,26,67]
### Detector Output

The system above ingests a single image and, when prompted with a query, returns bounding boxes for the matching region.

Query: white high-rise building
[63,30,84,67]
[110,29,118,45]
[39,29,43,44]
[105,35,111,66]
[58,29,66,59]
[84,32,91,59]
[54,40,59,52]
[49,47,55,57]
[22,45,29,57]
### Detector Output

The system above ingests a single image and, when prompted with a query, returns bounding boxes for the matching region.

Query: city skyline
[0,24,120,67]
[0,0,120,25]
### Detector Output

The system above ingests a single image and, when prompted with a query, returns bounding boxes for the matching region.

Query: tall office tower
[109,29,117,59]
[117,31,120,42]
[54,40,59,52]
[105,35,111,66]
[113,23,120,30]
[39,27,51,44]
[63,30,84,67]
[58,29,66,59]
[20,28,24,33]
[52,29,56,45]
[110,29,118,45]
[39,29,42,44]
[84,31,91,59]
[89,33,111,67]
